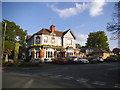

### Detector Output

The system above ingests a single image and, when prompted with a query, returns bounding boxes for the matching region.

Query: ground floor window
[36,51,40,58]
[46,51,54,58]
[67,52,73,57]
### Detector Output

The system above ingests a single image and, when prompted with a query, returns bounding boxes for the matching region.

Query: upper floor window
[58,39,61,45]
[44,37,48,43]
[67,40,72,45]
[51,37,55,44]
[36,36,40,44]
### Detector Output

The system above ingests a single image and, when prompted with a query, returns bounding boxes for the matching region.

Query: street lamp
[2,20,7,62]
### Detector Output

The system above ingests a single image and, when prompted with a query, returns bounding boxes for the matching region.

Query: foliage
[86,31,109,51]
[2,62,16,67]
[112,48,120,55]
[2,61,41,67]
[76,43,81,49]
[106,1,120,40]
[14,42,20,61]
[2,19,27,56]
[110,55,120,61]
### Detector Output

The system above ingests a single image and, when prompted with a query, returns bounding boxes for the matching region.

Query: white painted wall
[27,30,76,49]
[41,34,62,46]
[63,30,76,48]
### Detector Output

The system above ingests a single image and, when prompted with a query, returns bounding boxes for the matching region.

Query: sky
[2,1,119,50]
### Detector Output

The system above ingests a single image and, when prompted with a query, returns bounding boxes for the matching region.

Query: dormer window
[36,36,40,44]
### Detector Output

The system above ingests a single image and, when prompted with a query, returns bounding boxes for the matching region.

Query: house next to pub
[26,25,80,62]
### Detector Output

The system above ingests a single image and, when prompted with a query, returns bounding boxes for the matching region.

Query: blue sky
[2,1,118,50]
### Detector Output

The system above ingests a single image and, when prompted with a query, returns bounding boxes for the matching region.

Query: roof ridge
[55,30,64,32]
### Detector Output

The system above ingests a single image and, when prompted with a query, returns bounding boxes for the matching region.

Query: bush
[2,61,41,67]
[115,55,120,61]
[2,62,16,67]
[110,55,120,62]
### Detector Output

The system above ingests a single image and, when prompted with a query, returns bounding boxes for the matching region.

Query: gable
[63,30,76,39]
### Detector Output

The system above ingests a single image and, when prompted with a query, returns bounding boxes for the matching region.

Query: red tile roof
[26,25,76,41]
[34,28,64,37]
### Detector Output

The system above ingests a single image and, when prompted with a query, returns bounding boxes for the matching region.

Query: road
[2,62,120,88]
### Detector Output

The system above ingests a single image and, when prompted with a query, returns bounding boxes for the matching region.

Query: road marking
[50,75,63,78]
[23,79,34,88]
[92,81,106,86]
[114,84,120,88]
[63,76,74,80]
[76,78,88,83]
[76,78,93,88]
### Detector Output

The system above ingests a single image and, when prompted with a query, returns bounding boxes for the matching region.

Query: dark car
[52,57,69,64]
[67,57,78,64]
[87,56,103,63]
[104,56,118,62]
[87,56,98,63]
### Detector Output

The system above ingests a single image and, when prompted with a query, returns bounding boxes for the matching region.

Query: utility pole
[2,20,7,62]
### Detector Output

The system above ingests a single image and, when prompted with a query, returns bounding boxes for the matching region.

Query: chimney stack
[50,25,55,35]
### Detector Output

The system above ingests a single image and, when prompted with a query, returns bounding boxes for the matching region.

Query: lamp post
[2,20,7,62]
[14,36,20,62]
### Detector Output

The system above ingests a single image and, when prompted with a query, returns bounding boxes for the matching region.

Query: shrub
[2,62,16,67]
[2,61,41,67]
[110,55,120,62]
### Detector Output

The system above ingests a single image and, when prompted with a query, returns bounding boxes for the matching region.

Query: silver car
[77,57,89,64]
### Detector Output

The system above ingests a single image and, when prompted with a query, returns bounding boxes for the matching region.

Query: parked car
[93,56,104,62]
[87,57,98,63]
[30,58,44,63]
[67,57,79,64]
[52,57,69,64]
[104,56,118,62]
[77,57,89,64]
[88,56,104,63]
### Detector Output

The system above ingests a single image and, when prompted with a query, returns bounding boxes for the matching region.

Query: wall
[63,30,76,48]
[40,34,62,46]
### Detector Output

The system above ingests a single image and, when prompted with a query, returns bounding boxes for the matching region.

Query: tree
[86,31,109,51]
[2,19,27,61]
[76,43,81,49]
[112,48,120,55]
[106,1,120,48]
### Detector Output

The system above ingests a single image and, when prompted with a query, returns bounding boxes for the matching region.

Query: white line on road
[50,75,63,78]
[92,81,106,86]
[76,78,93,88]
[114,84,120,88]
[63,76,74,80]
[23,79,34,88]
[76,78,88,83]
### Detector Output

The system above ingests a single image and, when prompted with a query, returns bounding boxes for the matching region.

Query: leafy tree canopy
[112,48,120,55]
[2,19,27,55]
[86,31,109,51]
[76,43,81,49]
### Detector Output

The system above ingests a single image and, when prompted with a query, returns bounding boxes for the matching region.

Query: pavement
[2,62,120,88]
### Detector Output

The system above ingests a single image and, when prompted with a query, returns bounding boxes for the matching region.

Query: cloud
[75,33,88,46]
[49,3,88,18]
[48,1,107,18]
[89,0,106,16]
